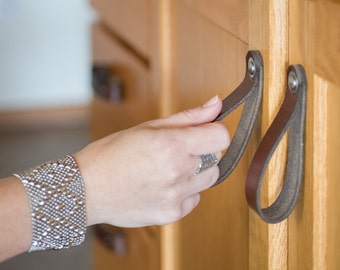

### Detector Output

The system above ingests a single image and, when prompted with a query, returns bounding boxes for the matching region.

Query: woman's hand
[74,96,230,227]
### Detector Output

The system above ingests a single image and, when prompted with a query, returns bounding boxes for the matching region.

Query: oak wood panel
[160,0,340,269]
[94,227,159,270]
[91,20,160,270]
[91,23,157,139]
[162,1,249,269]
[156,1,180,270]
[90,1,340,269]
[185,0,248,43]
[312,1,340,86]
[326,80,340,269]
[91,0,151,58]
[288,1,340,269]
[248,0,289,269]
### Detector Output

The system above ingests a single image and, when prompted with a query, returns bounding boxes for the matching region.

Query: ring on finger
[194,153,218,176]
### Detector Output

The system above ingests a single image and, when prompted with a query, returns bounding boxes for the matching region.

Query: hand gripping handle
[212,50,264,187]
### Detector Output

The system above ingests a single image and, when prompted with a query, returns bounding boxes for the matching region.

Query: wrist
[0,177,32,260]
[72,150,99,227]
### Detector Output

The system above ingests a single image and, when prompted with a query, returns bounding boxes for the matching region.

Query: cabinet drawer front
[91,0,151,58]
[94,226,160,270]
[185,0,248,43]
[91,23,157,140]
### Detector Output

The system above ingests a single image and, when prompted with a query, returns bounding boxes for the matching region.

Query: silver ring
[194,153,218,175]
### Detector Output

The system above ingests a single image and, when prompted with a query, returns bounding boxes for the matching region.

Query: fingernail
[203,95,218,108]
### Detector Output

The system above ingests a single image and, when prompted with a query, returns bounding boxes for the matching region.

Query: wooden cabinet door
[249,1,340,269]
[159,1,250,269]
[287,1,340,269]
[159,0,340,269]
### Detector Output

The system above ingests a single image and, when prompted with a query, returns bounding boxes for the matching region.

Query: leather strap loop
[245,65,307,223]
[213,51,263,187]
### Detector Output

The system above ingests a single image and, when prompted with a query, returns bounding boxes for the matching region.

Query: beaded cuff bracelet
[14,155,86,251]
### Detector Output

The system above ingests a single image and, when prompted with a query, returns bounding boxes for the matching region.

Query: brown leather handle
[245,65,307,223]
[212,50,263,187]
[92,65,124,102]
[95,224,126,255]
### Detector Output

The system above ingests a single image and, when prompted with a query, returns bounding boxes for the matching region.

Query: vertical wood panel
[157,0,175,118]
[163,1,249,269]
[249,0,288,269]
[313,2,340,86]
[288,1,314,269]
[312,75,328,269]
[157,2,177,269]
[327,80,340,269]
[289,1,340,270]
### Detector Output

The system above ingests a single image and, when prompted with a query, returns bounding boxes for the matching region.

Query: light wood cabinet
[94,226,159,270]
[91,0,340,269]
[91,0,152,58]
[90,1,160,270]
[159,0,340,269]
[91,22,157,139]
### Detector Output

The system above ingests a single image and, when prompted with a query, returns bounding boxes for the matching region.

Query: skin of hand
[0,176,32,261]
[74,96,230,227]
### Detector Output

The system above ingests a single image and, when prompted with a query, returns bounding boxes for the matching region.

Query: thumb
[158,96,222,127]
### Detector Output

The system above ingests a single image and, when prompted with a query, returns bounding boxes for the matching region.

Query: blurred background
[0,0,95,269]
[0,0,93,110]
[0,0,161,269]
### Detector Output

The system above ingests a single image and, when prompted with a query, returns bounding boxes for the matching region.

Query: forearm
[0,176,31,262]
[0,96,229,262]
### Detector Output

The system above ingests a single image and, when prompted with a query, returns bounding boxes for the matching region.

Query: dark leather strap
[245,65,307,223]
[213,51,263,186]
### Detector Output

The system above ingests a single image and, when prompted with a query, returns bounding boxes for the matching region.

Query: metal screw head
[248,57,256,78]
[288,71,299,93]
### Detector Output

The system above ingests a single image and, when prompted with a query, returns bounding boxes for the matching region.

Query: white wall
[0,0,95,111]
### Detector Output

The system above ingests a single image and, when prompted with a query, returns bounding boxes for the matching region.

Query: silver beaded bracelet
[14,155,87,252]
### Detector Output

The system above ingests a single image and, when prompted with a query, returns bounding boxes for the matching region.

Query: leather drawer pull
[95,224,126,256]
[212,50,264,187]
[245,65,307,223]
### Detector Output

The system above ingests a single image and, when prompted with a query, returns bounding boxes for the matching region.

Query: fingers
[147,97,229,156]
[169,166,219,222]
[188,165,220,194]
[180,193,201,218]
[180,122,230,155]
[154,96,222,128]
